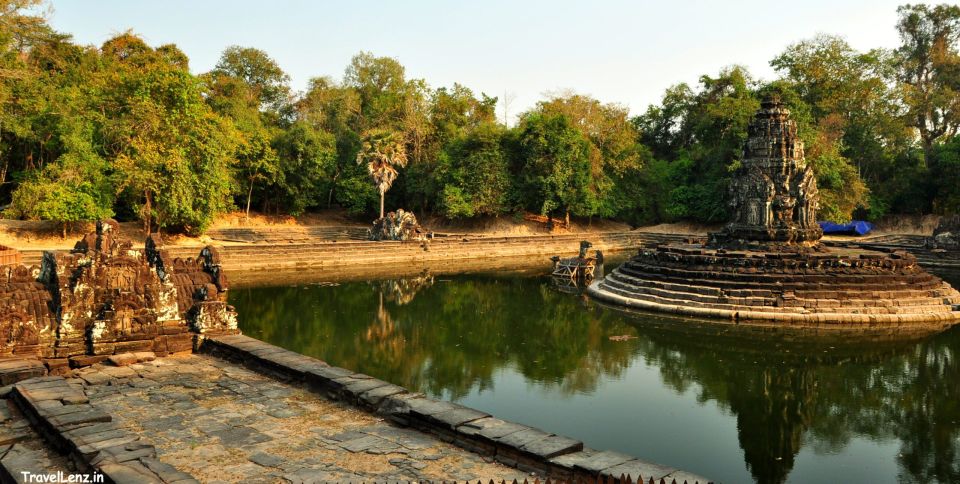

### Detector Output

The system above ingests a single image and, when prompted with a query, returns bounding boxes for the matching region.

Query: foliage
[273,121,336,216]
[513,112,594,218]
[435,122,509,218]
[894,4,960,159]
[0,2,959,233]
[357,128,408,217]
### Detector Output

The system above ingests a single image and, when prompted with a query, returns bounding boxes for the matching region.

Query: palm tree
[357,129,409,218]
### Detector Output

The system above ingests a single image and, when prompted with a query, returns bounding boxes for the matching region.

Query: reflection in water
[231,272,960,484]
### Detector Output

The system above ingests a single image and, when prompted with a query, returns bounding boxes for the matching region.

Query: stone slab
[572,449,635,474]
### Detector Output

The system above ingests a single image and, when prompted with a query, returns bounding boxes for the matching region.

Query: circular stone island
[588,244,960,326]
[590,98,960,328]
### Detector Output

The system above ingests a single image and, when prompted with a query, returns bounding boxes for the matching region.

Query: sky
[46,0,907,123]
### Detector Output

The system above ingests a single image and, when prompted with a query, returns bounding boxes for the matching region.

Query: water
[230,269,960,484]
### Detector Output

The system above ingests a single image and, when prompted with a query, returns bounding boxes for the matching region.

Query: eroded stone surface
[0,399,74,480]
[0,219,238,364]
[79,354,527,482]
[710,97,821,247]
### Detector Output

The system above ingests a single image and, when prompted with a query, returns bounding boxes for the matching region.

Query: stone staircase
[205,226,371,243]
[591,245,960,325]
[825,235,960,270]
[15,230,688,273]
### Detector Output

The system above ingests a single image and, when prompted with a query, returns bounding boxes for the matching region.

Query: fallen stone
[248,451,284,468]
[108,354,138,367]
[70,355,109,368]
[133,352,156,362]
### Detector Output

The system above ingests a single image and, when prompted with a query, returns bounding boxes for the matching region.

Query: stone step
[608,269,954,308]
[603,271,958,315]
[620,263,944,291]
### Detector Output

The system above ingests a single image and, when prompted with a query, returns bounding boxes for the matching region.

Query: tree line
[0,0,958,235]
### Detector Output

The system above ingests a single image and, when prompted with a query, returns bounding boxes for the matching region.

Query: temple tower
[709,98,822,247]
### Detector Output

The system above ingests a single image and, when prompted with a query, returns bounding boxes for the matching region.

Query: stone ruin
[589,98,960,326]
[370,209,428,241]
[709,98,822,248]
[0,219,237,369]
[927,215,960,251]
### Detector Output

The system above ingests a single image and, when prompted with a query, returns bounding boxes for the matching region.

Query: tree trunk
[328,171,341,208]
[380,192,385,219]
[144,190,152,236]
[921,137,934,170]
[245,179,254,220]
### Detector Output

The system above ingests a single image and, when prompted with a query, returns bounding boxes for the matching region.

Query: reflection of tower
[365,271,434,346]
[730,368,814,484]
[377,270,435,305]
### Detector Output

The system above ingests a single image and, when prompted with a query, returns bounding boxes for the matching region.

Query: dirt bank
[0,210,635,251]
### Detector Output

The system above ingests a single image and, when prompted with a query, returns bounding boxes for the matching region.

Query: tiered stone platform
[591,99,960,328]
[589,244,960,325]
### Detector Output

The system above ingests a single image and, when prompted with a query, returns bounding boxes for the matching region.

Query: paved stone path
[0,399,73,479]
[76,354,528,483]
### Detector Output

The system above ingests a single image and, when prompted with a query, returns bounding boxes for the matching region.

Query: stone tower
[710,97,822,247]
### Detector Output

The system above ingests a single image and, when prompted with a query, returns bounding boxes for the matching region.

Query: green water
[230,270,960,484]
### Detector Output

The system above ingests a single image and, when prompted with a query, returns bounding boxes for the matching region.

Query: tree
[435,122,509,218]
[513,112,593,221]
[537,92,644,219]
[894,4,960,166]
[632,67,759,223]
[203,70,281,219]
[343,52,409,131]
[406,83,497,215]
[357,128,408,218]
[772,35,908,218]
[272,121,337,215]
[930,134,960,213]
[212,46,290,116]
[297,76,362,208]
[104,33,236,234]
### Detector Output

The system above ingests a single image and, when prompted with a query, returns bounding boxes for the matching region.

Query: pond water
[229,268,960,484]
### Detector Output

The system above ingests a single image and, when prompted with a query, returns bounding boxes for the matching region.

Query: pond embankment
[15,228,692,283]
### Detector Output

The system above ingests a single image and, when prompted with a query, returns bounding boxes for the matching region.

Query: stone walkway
[0,399,73,479]
[76,354,527,483]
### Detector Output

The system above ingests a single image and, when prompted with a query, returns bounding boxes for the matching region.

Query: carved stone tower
[709,97,822,247]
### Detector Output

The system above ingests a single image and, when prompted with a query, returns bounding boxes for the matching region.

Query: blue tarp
[818,220,873,236]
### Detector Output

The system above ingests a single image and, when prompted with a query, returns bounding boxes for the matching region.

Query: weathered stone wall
[0,220,238,367]
[370,209,427,241]
[710,98,822,247]
[928,215,960,250]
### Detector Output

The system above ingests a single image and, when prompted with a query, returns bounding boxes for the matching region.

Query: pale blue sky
[46,0,906,122]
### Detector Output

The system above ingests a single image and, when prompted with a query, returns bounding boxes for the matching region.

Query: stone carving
[590,100,960,326]
[0,265,49,357]
[370,209,428,241]
[927,215,960,250]
[710,98,822,248]
[0,219,238,365]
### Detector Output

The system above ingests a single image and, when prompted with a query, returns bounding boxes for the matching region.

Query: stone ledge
[200,334,712,483]
[589,279,960,326]
[0,358,46,386]
[9,376,197,483]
